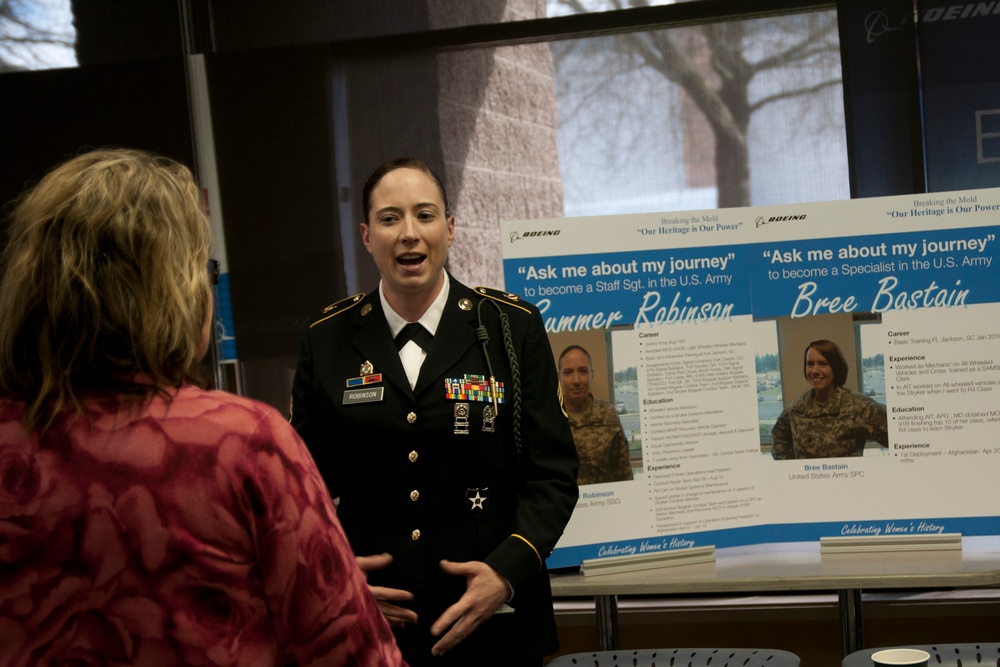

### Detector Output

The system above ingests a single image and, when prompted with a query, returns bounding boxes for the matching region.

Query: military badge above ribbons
[343,360,384,405]
[346,360,382,387]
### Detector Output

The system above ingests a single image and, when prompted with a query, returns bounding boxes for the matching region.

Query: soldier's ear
[360,222,373,253]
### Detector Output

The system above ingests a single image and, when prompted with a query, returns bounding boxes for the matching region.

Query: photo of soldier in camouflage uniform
[559,345,635,484]
[771,339,889,459]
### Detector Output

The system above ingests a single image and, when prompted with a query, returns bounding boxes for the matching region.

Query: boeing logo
[509,230,561,242]
[757,214,807,227]
[864,8,908,44]
[866,4,1000,44]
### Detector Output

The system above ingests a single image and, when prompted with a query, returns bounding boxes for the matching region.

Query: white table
[549,537,1000,656]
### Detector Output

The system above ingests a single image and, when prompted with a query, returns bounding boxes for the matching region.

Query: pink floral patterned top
[0,385,406,667]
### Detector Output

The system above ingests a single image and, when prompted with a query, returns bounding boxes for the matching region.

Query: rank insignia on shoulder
[445,375,505,404]
[312,293,366,327]
[474,286,519,301]
[474,286,531,314]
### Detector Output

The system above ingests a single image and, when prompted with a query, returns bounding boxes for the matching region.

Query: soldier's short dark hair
[803,339,848,387]
[361,157,449,222]
[558,345,592,371]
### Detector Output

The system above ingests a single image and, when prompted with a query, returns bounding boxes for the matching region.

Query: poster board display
[500,188,1000,569]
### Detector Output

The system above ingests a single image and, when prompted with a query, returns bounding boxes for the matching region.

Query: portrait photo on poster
[549,329,640,486]
[757,312,889,461]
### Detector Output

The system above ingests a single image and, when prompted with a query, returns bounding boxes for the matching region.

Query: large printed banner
[501,189,1000,569]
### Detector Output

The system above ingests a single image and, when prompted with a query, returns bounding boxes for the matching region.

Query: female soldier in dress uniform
[290,158,579,667]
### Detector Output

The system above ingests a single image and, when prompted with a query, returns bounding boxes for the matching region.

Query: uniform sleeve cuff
[485,533,544,594]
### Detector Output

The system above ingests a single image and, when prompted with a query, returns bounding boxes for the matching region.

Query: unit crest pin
[467,487,488,515]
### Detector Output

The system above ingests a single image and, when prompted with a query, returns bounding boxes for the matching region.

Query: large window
[0,0,76,71]
[551,10,848,216]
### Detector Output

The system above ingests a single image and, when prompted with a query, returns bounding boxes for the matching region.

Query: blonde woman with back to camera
[0,149,407,666]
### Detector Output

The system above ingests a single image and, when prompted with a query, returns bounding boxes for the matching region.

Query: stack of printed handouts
[580,545,716,576]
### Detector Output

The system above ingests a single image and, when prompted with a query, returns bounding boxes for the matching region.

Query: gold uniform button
[407,412,417,424]
[408,450,419,463]
[411,529,421,541]
[410,490,420,502]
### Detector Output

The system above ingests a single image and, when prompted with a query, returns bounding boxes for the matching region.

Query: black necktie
[394,322,433,352]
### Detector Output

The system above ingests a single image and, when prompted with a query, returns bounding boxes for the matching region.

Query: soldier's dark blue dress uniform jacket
[290,273,579,664]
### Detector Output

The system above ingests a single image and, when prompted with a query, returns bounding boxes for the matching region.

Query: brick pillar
[430,0,564,290]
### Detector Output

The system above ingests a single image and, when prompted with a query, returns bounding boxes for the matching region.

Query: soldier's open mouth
[398,254,426,266]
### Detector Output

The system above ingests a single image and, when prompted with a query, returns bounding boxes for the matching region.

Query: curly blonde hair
[0,148,212,430]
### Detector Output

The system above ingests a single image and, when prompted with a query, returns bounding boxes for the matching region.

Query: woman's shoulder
[152,387,312,472]
[174,384,276,410]
[167,385,293,434]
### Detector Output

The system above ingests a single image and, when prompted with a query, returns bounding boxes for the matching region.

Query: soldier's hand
[355,553,418,627]
[430,559,509,656]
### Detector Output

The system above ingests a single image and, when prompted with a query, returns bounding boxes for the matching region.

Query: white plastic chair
[843,644,1000,667]
[547,648,801,667]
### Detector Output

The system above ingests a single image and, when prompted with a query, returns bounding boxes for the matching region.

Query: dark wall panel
[206,46,344,362]
[918,0,1000,192]
[837,0,924,197]
[205,0,431,51]
[0,58,193,232]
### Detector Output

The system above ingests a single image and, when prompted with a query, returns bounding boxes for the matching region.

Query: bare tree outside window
[549,0,847,215]
[547,0,679,16]
[1,0,76,71]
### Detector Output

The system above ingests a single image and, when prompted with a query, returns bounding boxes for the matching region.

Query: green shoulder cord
[475,297,522,457]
